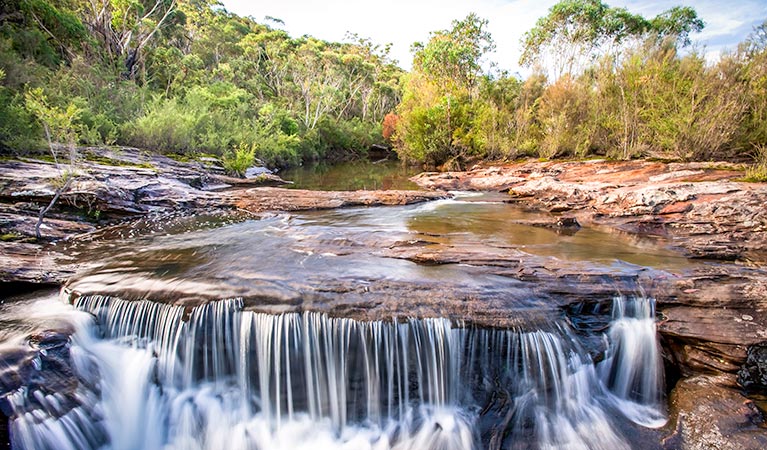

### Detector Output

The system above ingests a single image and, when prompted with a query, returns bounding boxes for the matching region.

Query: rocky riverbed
[413,160,767,262]
[2,151,767,448]
[412,160,767,449]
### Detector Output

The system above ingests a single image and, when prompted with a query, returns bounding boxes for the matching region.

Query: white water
[598,296,667,428]
[3,294,666,449]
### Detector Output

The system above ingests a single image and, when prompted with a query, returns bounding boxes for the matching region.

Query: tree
[649,6,704,47]
[394,14,496,168]
[80,0,181,79]
[412,12,494,96]
[24,88,82,238]
[520,0,703,77]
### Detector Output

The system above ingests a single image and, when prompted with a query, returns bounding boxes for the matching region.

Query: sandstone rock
[412,160,767,263]
[231,187,448,213]
[663,374,767,450]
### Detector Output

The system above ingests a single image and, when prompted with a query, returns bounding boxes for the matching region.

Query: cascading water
[598,296,667,428]
[1,293,666,450]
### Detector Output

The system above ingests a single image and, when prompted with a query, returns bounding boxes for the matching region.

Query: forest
[1,0,766,179]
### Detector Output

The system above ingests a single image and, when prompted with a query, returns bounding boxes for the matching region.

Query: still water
[280,160,420,191]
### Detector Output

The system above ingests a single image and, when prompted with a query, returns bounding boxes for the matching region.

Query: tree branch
[35,176,73,240]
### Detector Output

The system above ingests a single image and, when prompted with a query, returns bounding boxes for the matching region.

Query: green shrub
[0,89,41,151]
[314,117,384,160]
[745,145,767,182]
[121,96,197,153]
[222,143,256,177]
[536,76,593,159]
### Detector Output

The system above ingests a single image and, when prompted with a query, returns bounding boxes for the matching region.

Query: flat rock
[231,187,448,213]
[412,160,767,262]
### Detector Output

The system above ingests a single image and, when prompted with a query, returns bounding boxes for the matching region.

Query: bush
[121,96,197,153]
[222,143,256,177]
[314,117,383,161]
[536,76,593,159]
[745,145,767,182]
[639,49,746,161]
[0,89,41,151]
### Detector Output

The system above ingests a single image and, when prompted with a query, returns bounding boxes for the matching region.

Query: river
[0,162,715,449]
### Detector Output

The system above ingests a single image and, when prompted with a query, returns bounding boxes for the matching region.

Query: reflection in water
[60,193,692,311]
[294,193,692,270]
[281,160,421,191]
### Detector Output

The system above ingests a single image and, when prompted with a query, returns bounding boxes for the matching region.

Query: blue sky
[221,0,767,74]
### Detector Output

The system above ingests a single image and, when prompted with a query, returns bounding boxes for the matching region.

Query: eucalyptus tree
[80,0,182,79]
[520,0,703,77]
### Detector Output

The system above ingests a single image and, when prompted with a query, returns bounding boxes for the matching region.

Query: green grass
[86,154,154,169]
[744,165,767,182]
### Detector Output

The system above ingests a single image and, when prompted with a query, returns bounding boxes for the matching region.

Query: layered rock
[0,148,446,284]
[3,153,767,447]
[413,159,767,446]
[412,160,767,261]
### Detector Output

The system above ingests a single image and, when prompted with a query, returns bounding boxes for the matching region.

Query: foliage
[1,0,766,173]
[412,13,494,95]
[394,4,765,168]
[381,113,399,142]
[744,145,767,182]
[536,75,594,158]
[520,0,703,77]
[222,143,256,178]
[395,14,494,168]
[0,0,403,168]
[23,87,83,165]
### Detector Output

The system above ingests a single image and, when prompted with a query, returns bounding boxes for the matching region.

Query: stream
[0,166,721,449]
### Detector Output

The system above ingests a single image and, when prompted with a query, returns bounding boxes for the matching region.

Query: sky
[220,0,767,75]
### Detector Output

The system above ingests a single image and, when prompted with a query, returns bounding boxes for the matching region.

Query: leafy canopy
[520,0,704,75]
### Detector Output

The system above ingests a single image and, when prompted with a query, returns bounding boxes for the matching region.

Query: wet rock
[739,343,767,393]
[524,216,581,235]
[3,148,446,285]
[557,217,580,228]
[656,270,767,377]
[664,374,767,450]
[231,187,449,213]
[412,160,767,263]
[245,166,273,178]
[28,331,71,351]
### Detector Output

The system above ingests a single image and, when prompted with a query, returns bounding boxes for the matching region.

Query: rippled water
[61,193,692,288]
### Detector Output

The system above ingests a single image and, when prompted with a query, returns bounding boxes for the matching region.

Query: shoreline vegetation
[0,1,765,180]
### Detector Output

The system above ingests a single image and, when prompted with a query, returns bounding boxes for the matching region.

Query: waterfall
[598,296,667,428]
[3,294,667,449]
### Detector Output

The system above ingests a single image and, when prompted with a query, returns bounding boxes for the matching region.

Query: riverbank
[413,160,767,262]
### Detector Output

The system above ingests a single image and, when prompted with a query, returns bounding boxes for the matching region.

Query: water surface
[281,160,420,191]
